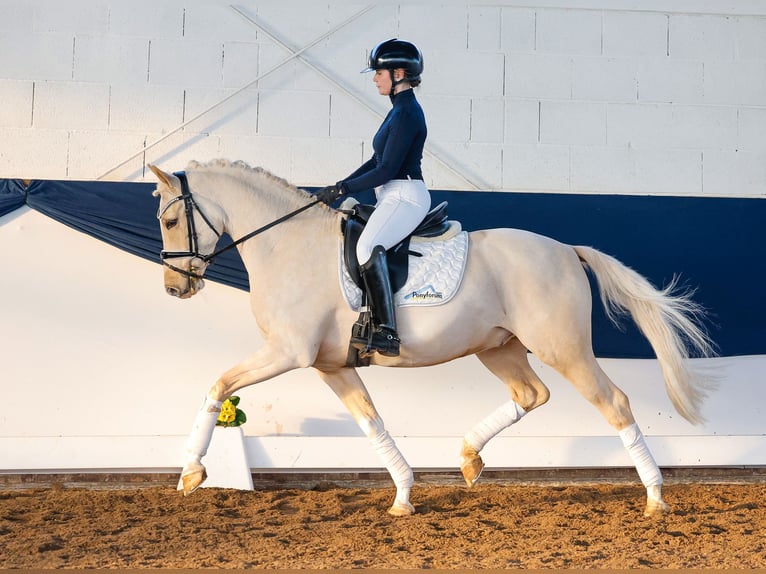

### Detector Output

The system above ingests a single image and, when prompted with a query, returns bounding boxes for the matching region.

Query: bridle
[157,171,321,280]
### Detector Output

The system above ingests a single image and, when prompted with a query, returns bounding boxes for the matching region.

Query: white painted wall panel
[504,99,539,144]
[0,80,33,128]
[703,150,766,196]
[607,103,673,149]
[149,38,223,88]
[108,85,184,133]
[68,131,147,181]
[257,90,329,138]
[33,82,110,131]
[602,12,668,58]
[329,91,380,141]
[439,142,503,191]
[399,5,468,52]
[148,132,222,173]
[467,6,502,51]
[184,88,258,136]
[669,14,737,60]
[0,2,763,192]
[0,31,73,82]
[570,147,636,194]
[73,35,150,85]
[32,0,109,35]
[469,98,504,143]
[503,144,570,191]
[0,1,34,34]
[636,59,704,104]
[222,42,260,88]
[418,96,471,143]
[0,128,69,179]
[184,3,261,43]
[218,134,292,182]
[255,3,333,48]
[536,9,602,56]
[108,1,184,38]
[291,137,365,186]
[256,43,302,91]
[607,104,738,151]
[424,51,505,97]
[738,107,766,152]
[629,149,702,195]
[540,101,606,146]
[571,147,702,195]
[670,105,738,149]
[506,53,572,100]
[500,7,536,53]
[571,58,637,102]
[735,16,766,59]
[703,61,766,106]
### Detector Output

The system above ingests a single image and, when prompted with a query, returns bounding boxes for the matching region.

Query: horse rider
[317,38,431,358]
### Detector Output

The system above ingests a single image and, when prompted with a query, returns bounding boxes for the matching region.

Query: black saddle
[341,201,451,292]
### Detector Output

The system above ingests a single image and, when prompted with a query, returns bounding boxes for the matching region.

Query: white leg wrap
[619,423,662,488]
[185,395,222,463]
[464,400,526,453]
[370,430,413,501]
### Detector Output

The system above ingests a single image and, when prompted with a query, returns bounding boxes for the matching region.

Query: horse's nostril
[166,286,180,297]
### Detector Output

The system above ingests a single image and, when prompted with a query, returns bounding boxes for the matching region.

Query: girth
[341,201,450,292]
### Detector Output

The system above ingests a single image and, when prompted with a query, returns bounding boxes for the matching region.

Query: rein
[159,171,322,280]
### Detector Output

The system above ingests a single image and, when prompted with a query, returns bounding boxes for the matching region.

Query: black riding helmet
[362,39,423,95]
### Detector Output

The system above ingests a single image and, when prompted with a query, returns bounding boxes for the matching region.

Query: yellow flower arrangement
[216,396,247,427]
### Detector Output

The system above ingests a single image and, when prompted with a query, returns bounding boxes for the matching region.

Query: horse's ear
[148,164,176,189]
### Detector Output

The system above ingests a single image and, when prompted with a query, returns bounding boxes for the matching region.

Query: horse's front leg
[179,344,300,496]
[316,367,415,516]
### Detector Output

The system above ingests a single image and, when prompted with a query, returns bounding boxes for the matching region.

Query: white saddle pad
[339,224,469,311]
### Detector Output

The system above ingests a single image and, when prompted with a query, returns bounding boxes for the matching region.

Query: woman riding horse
[316,39,431,358]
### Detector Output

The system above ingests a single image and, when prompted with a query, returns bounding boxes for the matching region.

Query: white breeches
[356,178,431,265]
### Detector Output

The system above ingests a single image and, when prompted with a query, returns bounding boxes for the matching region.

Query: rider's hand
[316,185,342,205]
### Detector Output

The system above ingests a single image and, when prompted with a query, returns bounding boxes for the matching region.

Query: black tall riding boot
[351,245,400,357]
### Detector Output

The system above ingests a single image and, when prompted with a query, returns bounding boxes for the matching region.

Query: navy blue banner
[1,178,763,358]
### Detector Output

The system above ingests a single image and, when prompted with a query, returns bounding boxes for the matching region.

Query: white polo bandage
[464,400,526,453]
[619,423,662,488]
[185,395,222,462]
[370,430,413,500]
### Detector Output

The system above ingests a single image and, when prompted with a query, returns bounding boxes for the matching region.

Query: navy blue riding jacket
[338,88,426,195]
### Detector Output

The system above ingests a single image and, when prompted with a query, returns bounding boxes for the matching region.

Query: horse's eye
[165,218,178,230]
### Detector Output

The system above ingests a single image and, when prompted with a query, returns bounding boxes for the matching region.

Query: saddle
[341,200,451,292]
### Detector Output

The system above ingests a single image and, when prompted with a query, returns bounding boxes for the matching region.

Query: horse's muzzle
[164,267,205,299]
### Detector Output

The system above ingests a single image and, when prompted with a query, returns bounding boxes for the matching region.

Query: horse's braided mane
[186,159,310,198]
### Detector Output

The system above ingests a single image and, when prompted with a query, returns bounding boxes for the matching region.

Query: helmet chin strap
[388,69,408,96]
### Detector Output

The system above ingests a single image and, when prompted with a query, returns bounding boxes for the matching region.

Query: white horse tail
[573,245,717,425]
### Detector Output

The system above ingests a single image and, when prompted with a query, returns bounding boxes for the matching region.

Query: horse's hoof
[178,468,207,496]
[460,455,485,488]
[644,497,670,517]
[387,500,416,517]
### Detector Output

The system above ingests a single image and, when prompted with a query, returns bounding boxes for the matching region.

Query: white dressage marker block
[200,427,254,491]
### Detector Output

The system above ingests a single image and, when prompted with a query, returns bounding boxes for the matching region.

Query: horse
[148,159,715,517]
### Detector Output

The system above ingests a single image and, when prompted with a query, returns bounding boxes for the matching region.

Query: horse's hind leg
[461,338,551,487]
[316,367,415,516]
[552,354,669,516]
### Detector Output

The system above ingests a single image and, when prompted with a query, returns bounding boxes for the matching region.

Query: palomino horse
[149,160,715,517]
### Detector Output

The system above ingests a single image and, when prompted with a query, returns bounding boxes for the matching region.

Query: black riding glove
[315,184,342,205]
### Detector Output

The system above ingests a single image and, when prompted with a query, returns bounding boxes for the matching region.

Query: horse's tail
[573,245,717,425]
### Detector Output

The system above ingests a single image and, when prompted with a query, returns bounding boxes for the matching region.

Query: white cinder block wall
[0,0,764,197]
